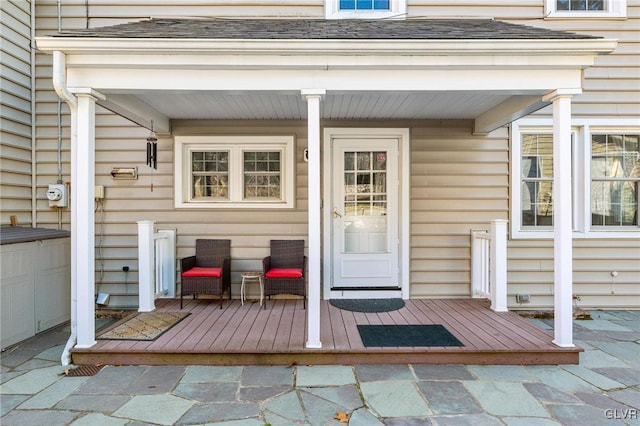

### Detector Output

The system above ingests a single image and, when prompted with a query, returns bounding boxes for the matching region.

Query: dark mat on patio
[97,311,190,341]
[330,298,405,313]
[357,324,464,347]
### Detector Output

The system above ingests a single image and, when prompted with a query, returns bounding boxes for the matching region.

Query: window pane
[591,134,639,227]
[340,0,356,9]
[374,0,390,9]
[344,152,355,171]
[570,0,586,10]
[521,134,554,227]
[558,0,605,11]
[243,151,281,200]
[191,151,229,199]
[373,152,386,170]
[356,0,373,9]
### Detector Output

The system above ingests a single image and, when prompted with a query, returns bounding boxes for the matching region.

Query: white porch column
[137,220,156,312]
[490,219,508,312]
[544,89,580,348]
[72,90,101,348]
[302,89,325,349]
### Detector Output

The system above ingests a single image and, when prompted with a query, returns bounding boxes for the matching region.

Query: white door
[331,138,400,288]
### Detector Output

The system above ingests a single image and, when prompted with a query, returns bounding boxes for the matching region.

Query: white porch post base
[138,220,156,312]
[74,91,99,348]
[302,89,325,349]
[545,89,579,348]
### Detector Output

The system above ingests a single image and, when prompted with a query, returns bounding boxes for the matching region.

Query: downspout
[53,50,78,366]
[56,0,63,229]
[30,0,36,227]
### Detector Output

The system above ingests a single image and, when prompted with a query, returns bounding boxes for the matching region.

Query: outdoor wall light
[110,167,138,180]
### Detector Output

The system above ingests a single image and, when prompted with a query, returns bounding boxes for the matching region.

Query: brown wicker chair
[180,239,231,309]
[262,240,306,309]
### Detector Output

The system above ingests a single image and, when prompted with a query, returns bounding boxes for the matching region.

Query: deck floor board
[79,298,581,365]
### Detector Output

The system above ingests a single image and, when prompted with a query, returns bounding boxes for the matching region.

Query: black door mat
[357,324,464,347]
[330,298,405,313]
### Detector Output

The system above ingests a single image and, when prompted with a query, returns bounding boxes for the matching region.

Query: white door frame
[322,128,411,300]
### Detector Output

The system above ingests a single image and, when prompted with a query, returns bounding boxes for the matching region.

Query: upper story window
[545,0,627,18]
[175,135,295,209]
[326,0,406,19]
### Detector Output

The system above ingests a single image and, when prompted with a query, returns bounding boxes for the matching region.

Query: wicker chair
[262,240,306,309]
[180,239,231,309]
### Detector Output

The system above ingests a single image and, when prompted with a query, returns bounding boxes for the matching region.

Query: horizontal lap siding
[502,3,640,309]
[1,1,32,226]
[410,125,509,299]
[33,1,639,308]
[508,240,640,310]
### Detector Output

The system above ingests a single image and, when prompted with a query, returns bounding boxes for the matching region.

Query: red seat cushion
[265,268,303,278]
[182,267,222,278]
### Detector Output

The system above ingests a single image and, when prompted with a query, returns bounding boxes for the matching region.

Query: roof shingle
[53,18,598,40]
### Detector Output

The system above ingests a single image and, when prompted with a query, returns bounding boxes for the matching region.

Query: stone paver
[417,380,483,414]
[112,394,194,425]
[296,365,356,387]
[463,381,550,417]
[1,310,639,426]
[360,381,431,417]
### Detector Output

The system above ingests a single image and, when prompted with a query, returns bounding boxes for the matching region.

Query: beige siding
[1,1,33,226]
[32,1,639,308]
[409,123,510,299]
[508,240,640,310]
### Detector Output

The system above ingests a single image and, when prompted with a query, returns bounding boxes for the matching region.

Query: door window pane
[343,150,388,253]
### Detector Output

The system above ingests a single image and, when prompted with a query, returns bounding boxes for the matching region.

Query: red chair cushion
[182,267,222,278]
[265,268,303,278]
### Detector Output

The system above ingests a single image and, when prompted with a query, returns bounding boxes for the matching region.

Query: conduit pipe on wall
[52,51,78,366]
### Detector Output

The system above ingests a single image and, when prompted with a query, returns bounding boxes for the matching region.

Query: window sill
[175,201,294,209]
[511,229,640,239]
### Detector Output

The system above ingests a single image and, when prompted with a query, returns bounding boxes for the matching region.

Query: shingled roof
[53,18,598,40]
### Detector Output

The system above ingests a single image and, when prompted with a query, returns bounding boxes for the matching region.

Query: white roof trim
[36,37,617,57]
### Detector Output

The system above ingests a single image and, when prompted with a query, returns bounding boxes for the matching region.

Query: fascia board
[35,37,617,57]
[61,52,605,71]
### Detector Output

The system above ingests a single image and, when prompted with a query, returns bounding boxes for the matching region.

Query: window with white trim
[591,133,639,227]
[175,136,295,209]
[544,0,627,18]
[511,120,639,238]
[325,0,406,19]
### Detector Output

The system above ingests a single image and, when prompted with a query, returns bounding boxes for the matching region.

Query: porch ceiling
[129,90,512,121]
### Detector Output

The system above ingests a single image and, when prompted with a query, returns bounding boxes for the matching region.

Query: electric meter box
[46,183,68,207]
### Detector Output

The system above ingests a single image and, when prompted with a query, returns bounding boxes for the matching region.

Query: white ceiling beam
[473,95,550,135]
[97,94,171,134]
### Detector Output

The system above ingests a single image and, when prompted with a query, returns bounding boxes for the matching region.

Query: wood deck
[72,298,581,365]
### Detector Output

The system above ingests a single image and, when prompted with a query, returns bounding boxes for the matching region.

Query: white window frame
[511,118,639,239]
[174,135,295,209]
[544,0,627,18]
[325,0,406,20]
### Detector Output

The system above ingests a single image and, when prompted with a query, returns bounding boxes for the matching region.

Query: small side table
[240,271,264,306]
